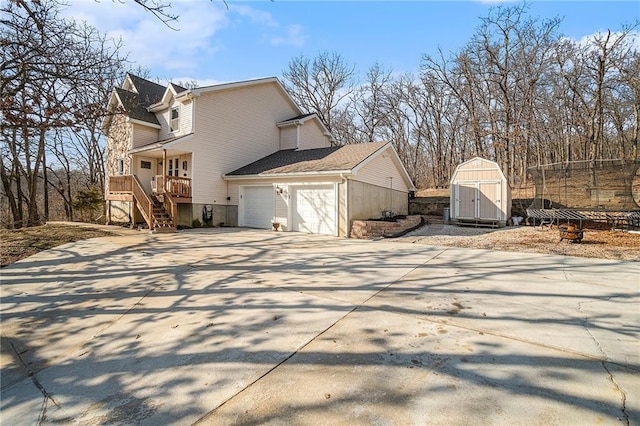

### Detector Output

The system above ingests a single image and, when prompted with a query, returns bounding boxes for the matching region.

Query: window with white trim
[117,158,125,175]
[170,107,180,132]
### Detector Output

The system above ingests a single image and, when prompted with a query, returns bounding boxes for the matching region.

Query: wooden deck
[106,175,193,232]
[107,175,192,202]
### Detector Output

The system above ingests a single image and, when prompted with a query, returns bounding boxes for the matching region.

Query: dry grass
[404,221,640,262]
[0,224,115,267]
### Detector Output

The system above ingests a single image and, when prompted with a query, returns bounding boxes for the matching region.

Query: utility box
[450,157,511,227]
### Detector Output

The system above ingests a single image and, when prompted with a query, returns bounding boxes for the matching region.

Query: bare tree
[282,51,356,140]
[1,0,126,227]
[351,63,394,143]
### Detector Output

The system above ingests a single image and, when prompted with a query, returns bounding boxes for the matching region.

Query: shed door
[240,186,273,229]
[292,185,336,235]
[478,182,501,220]
[456,183,477,219]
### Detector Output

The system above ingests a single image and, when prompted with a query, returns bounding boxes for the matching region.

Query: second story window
[170,107,180,132]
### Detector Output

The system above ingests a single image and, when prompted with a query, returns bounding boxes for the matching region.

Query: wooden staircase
[150,195,176,232]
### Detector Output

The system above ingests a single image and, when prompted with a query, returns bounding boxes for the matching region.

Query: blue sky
[63,1,640,85]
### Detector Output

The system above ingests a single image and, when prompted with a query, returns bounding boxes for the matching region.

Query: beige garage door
[240,185,273,229]
[291,185,336,236]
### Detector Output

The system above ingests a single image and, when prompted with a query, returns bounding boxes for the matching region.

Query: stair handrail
[162,192,178,227]
[132,175,153,230]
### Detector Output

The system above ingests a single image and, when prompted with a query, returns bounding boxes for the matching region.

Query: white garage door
[292,185,336,235]
[241,186,273,229]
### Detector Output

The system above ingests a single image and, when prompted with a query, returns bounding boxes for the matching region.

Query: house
[103,74,415,236]
[449,157,511,227]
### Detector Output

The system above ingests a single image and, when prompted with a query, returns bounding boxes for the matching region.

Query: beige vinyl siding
[131,124,159,149]
[157,108,170,140]
[280,126,297,150]
[299,119,330,150]
[157,98,194,140]
[348,180,409,220]
[178,82,300,204]
[353,147,410,192]
[338,181,346,237]
[274,190,288,230]
[179,99,193,135]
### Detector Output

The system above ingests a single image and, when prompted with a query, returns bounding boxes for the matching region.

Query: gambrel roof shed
[449,157,511,226]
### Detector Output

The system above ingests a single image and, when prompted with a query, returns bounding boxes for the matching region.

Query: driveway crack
[601,361,629,426]
[8,339,60,424]
[577,300,608,360]
[575,300,627,424]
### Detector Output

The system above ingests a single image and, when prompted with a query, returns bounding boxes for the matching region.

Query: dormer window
[170,107,180,132]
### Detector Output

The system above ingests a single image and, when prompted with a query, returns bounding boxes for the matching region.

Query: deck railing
[109,175,132,193]
[155,175,191,198]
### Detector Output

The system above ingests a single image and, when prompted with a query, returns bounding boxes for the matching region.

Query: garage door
[292,185,336,235]
[241,186,273,229]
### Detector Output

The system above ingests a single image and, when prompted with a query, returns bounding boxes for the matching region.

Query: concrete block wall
[350,215,422,239]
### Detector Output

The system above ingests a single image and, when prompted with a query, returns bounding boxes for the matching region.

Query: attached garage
[225,142,415,237]
[291,184,337,235]
[239,185,274,229]
[450,157,511,226]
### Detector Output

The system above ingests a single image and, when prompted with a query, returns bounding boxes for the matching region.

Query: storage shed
[449,157,511,227]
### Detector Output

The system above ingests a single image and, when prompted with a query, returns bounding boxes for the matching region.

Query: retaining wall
[350,215,422,239]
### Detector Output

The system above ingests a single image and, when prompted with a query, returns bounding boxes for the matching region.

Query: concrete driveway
[1,228,638,425]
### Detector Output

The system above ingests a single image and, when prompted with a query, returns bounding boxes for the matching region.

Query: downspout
[129,126,134,224]
[341,172,349,238]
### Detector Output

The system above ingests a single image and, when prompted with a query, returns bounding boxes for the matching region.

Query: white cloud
[230,4,279,27]
[576,30,640,51]
[62,0,229,74]
[60,0,307,80]
[270,24,307,47]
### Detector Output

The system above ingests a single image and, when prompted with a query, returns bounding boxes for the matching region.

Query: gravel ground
[399,222,640,262]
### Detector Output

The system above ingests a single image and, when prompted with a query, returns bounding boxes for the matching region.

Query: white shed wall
[449,157,511,223]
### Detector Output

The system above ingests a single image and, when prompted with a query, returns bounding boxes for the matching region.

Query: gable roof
[276,112,335,143]
[102,75,166,132]
[170,82,187,93]
[276,113,316,126]
[127,74,166,104]
[114,87,161,126]
[226,142,389,176]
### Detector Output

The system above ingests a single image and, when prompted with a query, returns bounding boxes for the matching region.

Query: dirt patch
[0,224,115,267]
[401,223,640,262]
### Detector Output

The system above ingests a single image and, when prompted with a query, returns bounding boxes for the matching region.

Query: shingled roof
[128,74,166,105]
[227,142,388,176]
[114,87,160,126]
